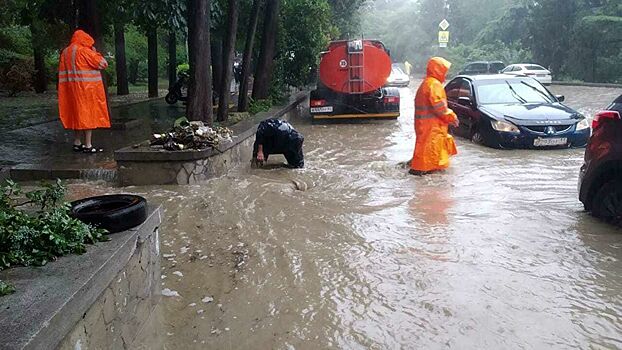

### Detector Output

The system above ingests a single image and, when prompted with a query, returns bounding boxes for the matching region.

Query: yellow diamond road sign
[439,19,450,31]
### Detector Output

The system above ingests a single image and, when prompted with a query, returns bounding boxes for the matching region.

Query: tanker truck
[309,39,401,120]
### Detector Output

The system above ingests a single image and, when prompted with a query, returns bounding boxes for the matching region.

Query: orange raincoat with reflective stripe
[58,30,110,130]
[411,57,458,172]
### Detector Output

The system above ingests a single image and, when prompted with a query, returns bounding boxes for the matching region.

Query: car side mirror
[458,96,473,107]
[555,95,565,102]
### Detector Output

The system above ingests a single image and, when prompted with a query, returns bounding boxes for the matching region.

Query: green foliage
[249,98,272,114]
[276,0,335,88]
[569,15,622,82]
[177,63,189,74]
[327,0,367,38]
[361,0,622,82]
[0,180,107,272]
[1,58,34,96]
[445,41,533,76]
[0,26,32,62]
[0,279,14,296]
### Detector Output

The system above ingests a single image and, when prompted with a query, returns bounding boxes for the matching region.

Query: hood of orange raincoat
[70,30,95,48]
[426,57,451,83]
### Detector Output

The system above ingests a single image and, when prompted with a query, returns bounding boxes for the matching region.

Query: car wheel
[70,195,148,233]
[165,92,178,105]
[591,180,622,226]
[471,129,485,145]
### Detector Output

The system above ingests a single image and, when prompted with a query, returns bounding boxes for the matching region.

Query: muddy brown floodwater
[71,83,622,349]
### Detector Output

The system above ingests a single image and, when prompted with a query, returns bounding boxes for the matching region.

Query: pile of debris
[151,118,233,151]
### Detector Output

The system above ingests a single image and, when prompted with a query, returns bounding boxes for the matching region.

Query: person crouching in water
[410,57,459,175]
[252,118,304,168]
[58,30,110,153]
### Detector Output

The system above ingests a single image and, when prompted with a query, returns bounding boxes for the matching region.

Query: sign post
[438,19,450,48]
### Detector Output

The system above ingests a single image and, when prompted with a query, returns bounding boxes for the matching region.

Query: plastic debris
[202,296,214,303]
[173,271,184,277]
[162,288,181,297]
[151,117,233,151]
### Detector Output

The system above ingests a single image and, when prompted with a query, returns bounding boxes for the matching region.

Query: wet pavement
[67,82,622,349]
[0,99,184,168]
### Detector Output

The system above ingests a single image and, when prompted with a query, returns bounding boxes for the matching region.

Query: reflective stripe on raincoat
[58,30,110,130]
[411,57,458,172]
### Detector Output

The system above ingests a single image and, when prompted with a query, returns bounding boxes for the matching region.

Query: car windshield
[477,80,555,105]
[391,67,405,75]
[490,63,505,72]
[467,63,487,71]
[525,65,546,71]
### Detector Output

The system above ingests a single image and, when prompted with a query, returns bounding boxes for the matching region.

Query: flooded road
[84,83,622,349]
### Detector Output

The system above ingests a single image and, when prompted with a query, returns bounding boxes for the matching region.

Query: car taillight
[592,110,621,130]
[384,96,399,104]
[310,99,326,107]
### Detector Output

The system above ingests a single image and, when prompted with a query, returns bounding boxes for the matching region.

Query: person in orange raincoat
[58,30,110,153]
[410,57,459,175]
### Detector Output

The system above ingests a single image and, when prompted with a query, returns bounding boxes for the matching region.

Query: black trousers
[253,137,304,168]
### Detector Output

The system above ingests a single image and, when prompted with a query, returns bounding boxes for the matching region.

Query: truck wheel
[165,92,178,105]
[70,195,148,233]
[591,180,622,226]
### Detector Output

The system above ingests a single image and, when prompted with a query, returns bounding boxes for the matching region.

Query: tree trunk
[77,0,103,49]
[211,39,223,99]
[238,0,261,112]
[129,61,138,85]
[147,28,159,98]
[252,0,280,100]
[115,21,129,96]
[187,0,213,124]
[31,23,47,94]
[168,30,177,90]
[217,0,240,122]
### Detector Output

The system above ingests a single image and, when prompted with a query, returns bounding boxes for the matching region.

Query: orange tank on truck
[309,40,401,120]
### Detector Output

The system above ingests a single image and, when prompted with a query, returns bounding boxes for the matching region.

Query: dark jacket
[253,119,304,168]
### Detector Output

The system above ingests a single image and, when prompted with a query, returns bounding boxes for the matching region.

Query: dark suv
[579,95,622,225]
[458,61,506,75]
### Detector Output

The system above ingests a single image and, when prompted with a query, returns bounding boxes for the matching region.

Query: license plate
[534,137,567,147]
[310,106,333,113]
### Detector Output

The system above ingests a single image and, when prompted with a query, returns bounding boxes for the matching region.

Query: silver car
[501,64,553,85]
[386,65,410,87]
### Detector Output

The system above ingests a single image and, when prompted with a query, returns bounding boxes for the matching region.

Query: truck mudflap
[312,112,400,120]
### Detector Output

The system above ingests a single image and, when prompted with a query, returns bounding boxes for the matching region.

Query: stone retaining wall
[0,207,162,350]
[115,92,307,186]
[58,216,161,350]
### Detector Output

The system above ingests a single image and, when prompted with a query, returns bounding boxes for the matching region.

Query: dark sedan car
[579,95,622,225]
[445,75,591,149]
[458,61,506,75]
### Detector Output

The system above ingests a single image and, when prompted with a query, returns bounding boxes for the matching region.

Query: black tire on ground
[591,179,622,226]
[70,195,148,234]
[165,92,178,105]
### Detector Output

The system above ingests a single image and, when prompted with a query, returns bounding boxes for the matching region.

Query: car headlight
[576,118,590,130]
[491,120,520,133]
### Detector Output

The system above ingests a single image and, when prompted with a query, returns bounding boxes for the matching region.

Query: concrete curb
[552,81,622,89]
[0,167,9,183]
[9,165,117,183]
